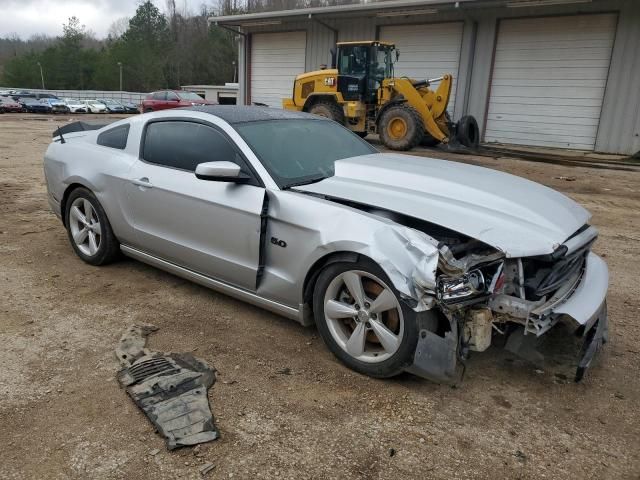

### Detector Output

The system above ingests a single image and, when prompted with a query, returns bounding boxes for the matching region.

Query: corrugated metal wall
[238,0,640,154]
[596,1,640,155]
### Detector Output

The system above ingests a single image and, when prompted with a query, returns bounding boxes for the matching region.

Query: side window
[142,121,252,174]
[97,124,130,150]
[166,92,179,101]
[152,91,166,100]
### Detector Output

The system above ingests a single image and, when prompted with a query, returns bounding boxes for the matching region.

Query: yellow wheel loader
[283,41,479,151]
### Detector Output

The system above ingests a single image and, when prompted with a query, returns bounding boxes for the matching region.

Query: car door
[124,119,265,291]
[165,91,180,109]
[151,91,167,110]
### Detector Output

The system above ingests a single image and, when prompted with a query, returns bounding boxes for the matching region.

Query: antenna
[55,127,66,144]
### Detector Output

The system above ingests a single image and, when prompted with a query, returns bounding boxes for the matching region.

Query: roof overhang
[209,0,489,26]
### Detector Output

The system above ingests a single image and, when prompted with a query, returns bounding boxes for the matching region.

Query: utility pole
[117,62,123,92]
[36,62,45,89]
[232,60,237,83]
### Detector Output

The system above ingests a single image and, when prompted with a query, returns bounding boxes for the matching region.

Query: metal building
[212,0,640,155]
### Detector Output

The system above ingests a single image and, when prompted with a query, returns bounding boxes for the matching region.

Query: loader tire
[378,105,423,151]
[308,100,345,124]
[456,115,479,149]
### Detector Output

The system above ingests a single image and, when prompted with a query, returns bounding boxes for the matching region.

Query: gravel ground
[1,113,639,480]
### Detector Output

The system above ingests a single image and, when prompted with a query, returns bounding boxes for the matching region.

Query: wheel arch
[302,93,341,112]
[60,182,92,227]
[302,251,361,311]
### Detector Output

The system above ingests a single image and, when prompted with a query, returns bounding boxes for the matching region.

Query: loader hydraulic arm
[388,77,451,143]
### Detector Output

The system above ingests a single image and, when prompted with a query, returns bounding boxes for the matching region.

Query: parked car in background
[62,98,88,113]
[141,90,215,112]
[43,106,609,384]
[19,97,51,113]
[82,100,108,113]
[12,91,59,101]
[41,98,70,114]
[96,98,126,113]
[0,96,24,112]
[120,101,140,114]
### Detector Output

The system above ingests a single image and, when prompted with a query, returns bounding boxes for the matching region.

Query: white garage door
[380,23,464,116]
[250,31,306,108]
[485,14,617,150]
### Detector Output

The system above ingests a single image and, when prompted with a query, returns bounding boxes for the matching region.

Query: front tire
[313,259,420,378]
[378,104,423,151]
[64,188,120,266]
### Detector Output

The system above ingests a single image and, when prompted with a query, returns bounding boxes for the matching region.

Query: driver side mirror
[195,161,249,183]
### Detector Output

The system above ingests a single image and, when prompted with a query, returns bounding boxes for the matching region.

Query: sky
[0,0,211,39]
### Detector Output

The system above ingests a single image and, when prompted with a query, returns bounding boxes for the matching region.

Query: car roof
[180,105,328,125]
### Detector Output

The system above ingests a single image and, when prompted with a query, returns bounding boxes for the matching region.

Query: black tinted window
[142,121,240,172]
[97,124,130,150]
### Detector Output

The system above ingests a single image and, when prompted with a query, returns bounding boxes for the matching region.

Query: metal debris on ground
[116,323,219,450]
[199,462,216,476]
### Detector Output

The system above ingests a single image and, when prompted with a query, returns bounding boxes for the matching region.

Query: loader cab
[335,41,396,104]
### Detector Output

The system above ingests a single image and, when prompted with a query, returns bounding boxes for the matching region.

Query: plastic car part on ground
[115,324,219,450]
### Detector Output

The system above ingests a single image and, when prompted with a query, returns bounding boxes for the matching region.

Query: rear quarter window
[97,124,130,150]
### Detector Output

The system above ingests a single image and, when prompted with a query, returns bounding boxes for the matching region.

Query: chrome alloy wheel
[323,270,404,363]
[69,197,102,256]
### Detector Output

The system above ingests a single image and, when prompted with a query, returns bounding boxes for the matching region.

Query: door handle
[131,177,153,188]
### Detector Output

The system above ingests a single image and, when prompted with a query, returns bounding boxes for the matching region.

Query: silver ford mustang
[43,106,609,383]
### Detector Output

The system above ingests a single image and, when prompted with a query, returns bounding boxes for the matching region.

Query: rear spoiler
[53,121,108,139]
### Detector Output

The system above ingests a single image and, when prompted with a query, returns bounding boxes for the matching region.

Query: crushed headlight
[437,269,486,302]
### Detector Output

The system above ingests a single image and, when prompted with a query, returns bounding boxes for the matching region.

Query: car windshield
[235,119,378,188]
[178,91,204,101]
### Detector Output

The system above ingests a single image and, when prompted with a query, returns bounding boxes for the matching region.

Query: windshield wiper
[283,175,328,189]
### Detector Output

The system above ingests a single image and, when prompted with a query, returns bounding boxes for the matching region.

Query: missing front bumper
[504,300,608,382]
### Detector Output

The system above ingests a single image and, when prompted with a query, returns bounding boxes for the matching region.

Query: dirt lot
[1,113,639,480]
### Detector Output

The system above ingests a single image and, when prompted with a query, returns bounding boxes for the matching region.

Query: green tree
[114,1,171,91]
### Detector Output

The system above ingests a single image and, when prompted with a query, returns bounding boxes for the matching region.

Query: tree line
[0,1,237,92]
[0,0,366,92]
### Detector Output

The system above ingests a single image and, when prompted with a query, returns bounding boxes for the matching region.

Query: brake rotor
[340,278,400,345]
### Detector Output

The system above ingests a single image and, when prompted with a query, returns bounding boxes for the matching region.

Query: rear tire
[456,115,480,149]
[378,104,423,151]
[64,187,120,266]
[313,259,424,378]
[143,107,153,113]
[308,100,345,124]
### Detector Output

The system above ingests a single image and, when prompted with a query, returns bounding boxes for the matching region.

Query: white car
[63,98,88,113]
[82,100,108,113]
[43,106,609,384]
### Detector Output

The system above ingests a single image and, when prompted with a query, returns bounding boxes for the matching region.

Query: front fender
[260,190,440,314]
[302,225,440,311]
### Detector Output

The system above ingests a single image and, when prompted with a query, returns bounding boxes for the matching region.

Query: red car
[141,90,216,112]
[0,96,25,113]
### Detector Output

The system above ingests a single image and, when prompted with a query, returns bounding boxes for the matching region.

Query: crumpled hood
[295,154,590,257]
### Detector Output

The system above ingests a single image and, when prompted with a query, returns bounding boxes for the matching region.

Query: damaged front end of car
[403,224,609,385]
